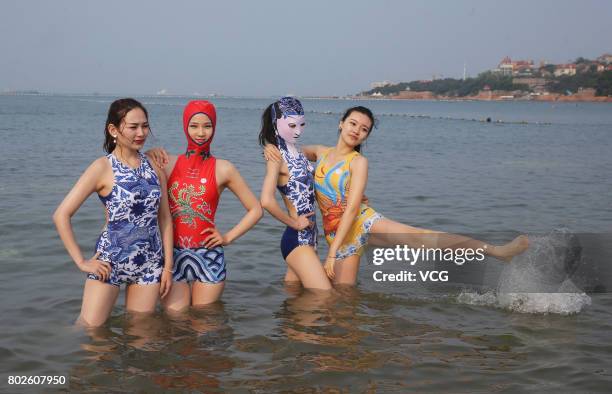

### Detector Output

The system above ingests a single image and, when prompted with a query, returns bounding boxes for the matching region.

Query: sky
[1,0,611,97]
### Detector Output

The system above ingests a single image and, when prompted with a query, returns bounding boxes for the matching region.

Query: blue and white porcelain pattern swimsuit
[277,137,318,259]
[89,152,163,286]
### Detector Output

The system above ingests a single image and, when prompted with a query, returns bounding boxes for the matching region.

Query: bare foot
[492,235,530,262]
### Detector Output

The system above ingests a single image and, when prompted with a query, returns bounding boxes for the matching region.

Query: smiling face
[109,107,150,150]
[338,111,372,148]
[187,113,214,145]
[276,114,306,145]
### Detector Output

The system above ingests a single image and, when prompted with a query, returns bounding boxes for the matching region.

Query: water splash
[457,229,592,314]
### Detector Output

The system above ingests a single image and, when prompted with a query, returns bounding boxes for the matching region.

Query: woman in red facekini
[149,101,261,311]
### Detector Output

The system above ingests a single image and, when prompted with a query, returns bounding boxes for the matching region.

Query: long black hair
[258,102,282,147]
[103,98,149,153]
[339,106,376,153]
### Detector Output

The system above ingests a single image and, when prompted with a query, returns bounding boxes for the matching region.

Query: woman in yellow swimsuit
[266,106,529,285]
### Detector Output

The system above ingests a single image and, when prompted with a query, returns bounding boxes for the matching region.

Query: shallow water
[1,95,611,392]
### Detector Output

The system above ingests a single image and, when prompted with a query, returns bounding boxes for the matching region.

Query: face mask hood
[272,97,305,147]
[183,100,217,159]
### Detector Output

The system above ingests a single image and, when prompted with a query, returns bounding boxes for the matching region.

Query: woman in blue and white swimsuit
[54,98,174,327]
[259,97,332,290]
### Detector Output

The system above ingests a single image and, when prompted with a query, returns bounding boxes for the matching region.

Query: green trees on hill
[363,72,528,97]
[363,70,612,97]
[546,71,612,96]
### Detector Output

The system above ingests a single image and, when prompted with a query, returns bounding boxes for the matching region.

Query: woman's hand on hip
[79,252,112,282]
[201,227,226,248]
[292,212,315,231]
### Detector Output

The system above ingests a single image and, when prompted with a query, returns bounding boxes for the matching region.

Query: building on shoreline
[370,81,393,89]
[554,64,577,77]
[494,57,535,76]
[363,53,611,102]
[596,53,612,64]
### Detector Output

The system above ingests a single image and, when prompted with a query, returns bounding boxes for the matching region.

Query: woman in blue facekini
[259,97,332,290]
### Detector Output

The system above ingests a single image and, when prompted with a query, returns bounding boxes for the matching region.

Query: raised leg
[370,218,528,261]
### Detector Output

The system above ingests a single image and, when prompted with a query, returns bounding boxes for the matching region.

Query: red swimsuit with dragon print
[168,155,219,248]
[168,100,220,249]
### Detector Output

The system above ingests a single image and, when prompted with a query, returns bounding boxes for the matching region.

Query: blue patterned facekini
[273,97,318,250]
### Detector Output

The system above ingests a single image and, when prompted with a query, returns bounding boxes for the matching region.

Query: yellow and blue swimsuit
[314,149,382,260]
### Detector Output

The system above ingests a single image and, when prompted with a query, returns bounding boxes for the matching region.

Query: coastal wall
[386,89,612,102]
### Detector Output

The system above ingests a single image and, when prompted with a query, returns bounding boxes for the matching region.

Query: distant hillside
[361,72,528,97]
[362,61,612,98]
[546,71,612,96]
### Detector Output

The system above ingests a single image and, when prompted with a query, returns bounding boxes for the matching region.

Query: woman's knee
[126,304,157,314]
[164,303,190,314]
[162,282,191,311]
[163,295,190,313]
[77,312,108,328]
[332,256,360,286]
[192,282,224,305]
[284,267,301,283]
[192,298,220,307]
[79,280,118,327]
[287,251,332,290]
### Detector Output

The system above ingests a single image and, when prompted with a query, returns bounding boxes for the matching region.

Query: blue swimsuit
[89,152,163,286]
[277,138,318,259]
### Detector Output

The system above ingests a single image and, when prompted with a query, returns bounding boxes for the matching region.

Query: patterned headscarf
[272,97,305,157]
[182,100,217,161]
[271,96,304,124]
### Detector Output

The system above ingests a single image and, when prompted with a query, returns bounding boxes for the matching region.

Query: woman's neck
[113,145,140,164]
[277,136,299,158]
[334,138,355,156]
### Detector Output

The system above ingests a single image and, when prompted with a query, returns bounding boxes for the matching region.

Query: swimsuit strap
[321,147,333,161]
[317,148,333,172]
[344,150,360,168]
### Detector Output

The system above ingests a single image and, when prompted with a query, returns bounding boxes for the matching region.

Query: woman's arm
[263,144,328,163]
[209,160,263,246]
[152,162,174,298]
[324,156,369,278]
[52,158,112,280]
[260,160,313,230]
[301,145,328,161]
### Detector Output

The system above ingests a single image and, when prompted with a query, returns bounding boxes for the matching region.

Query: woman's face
[338,111,371,148]
[187,113,214,145]
[276,114,306,145]
[111,108,150,150]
